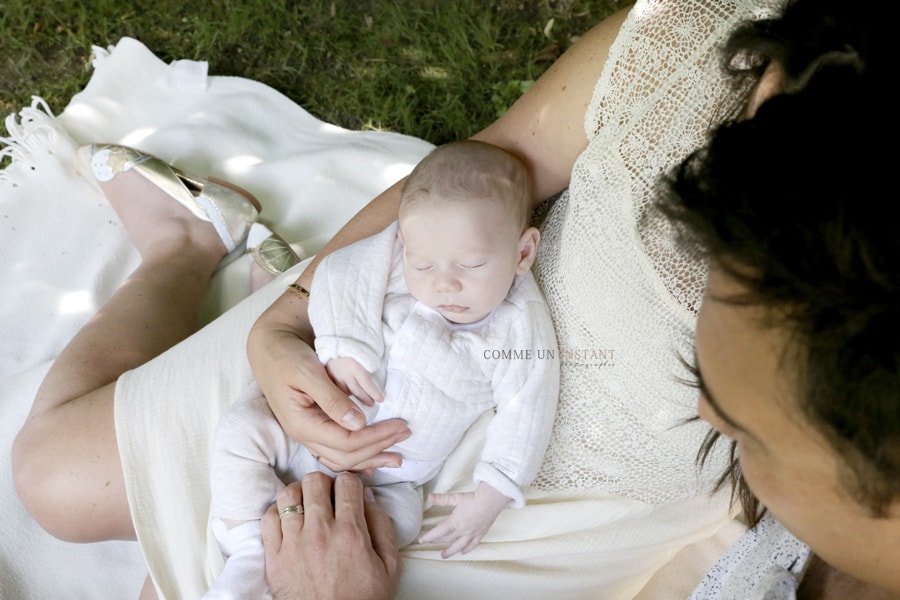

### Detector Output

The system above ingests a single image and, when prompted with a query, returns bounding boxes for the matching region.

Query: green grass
[0,0,629,144]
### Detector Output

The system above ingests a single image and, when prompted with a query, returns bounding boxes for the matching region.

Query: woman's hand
[262,473,402,600]
[247,290,409,472]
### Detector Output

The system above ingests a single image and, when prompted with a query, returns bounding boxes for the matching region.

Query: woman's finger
[269,341,369,431]
[301,361,370,430]
[280,400,406,450]
[311,446,404,474]
[301,421,409,472]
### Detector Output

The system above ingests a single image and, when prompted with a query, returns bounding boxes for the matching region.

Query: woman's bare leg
[12,168,231,542]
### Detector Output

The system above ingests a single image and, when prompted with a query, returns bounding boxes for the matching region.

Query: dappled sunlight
[401,47,428,63]
[223,153,264,171]
[421,66,451,80]
[62,100,158,147]
[382,159,421,184]
[57,290,95,316]
[120,128,157,148]
[0,265,104,376]
[61,100,105,122]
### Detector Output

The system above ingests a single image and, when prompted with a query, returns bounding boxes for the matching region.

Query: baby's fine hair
[400,140,533,230]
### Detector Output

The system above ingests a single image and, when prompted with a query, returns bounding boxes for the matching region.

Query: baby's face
[399,200,526,324]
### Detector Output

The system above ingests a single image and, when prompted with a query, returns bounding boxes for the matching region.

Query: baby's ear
[515,227,540,274]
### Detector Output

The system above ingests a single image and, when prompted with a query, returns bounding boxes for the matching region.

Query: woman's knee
[12,418,80,540]
[12,419,68,538]
[11,410,132,542]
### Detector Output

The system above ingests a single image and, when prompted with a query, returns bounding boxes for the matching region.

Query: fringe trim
[0,97,66,186]
[91,43,115,69]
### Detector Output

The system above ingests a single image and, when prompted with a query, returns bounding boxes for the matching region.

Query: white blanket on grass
[0,36,433,599]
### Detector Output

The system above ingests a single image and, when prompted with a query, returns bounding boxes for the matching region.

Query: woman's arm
[473,5,631,205]
[248,6,633,471]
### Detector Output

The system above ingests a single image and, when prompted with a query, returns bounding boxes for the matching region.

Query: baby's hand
[325,357,384,406]
[418,483,511,559]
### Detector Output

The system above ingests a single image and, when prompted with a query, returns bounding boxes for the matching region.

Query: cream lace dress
[114,0,784,598]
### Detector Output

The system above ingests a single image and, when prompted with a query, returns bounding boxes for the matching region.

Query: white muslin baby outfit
[206,222,558,599]
[310,222,559,505]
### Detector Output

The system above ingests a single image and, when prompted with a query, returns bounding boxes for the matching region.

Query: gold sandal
[246,223,301,276]
[74,144,260,257]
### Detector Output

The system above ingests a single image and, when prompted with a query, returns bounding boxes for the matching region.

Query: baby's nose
[435,274,462,293]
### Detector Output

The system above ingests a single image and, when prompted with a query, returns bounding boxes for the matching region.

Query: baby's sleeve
[475,279,560,507]
[308,222,401,373]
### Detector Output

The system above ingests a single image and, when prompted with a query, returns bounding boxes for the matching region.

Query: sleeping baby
[206,140,559,599]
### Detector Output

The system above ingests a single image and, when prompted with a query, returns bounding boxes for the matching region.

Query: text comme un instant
[483,348,615,362]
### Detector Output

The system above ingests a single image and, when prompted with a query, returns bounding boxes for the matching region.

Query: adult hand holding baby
[262,473,402,600]
[247,290,409,473]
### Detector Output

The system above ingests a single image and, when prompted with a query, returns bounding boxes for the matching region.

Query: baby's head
[398,140,540,324]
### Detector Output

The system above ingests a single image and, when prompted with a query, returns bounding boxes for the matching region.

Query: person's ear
[515,227,540,274]
[745,61,786,119]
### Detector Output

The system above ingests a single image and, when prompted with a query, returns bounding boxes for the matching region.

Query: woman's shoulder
[586,0,783,138]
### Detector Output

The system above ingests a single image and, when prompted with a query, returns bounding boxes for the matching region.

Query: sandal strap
[79,144,260,257]
[196,194,238,252]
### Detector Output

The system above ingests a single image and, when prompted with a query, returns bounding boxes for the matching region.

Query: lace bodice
[533,0,781,503]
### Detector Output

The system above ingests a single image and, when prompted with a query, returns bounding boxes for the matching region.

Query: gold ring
[278,504,304,519]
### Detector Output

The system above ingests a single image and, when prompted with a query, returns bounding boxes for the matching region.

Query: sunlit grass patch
[1,0,630,144]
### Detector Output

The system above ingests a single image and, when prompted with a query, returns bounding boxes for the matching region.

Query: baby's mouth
[438,304,468,313]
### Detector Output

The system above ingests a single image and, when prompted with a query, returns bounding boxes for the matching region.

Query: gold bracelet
[287,283,310,298]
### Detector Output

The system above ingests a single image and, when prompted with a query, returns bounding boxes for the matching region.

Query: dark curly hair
[663,0,894,523]
[723,0,873,88]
